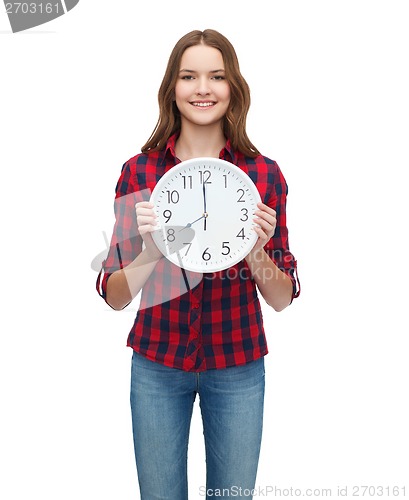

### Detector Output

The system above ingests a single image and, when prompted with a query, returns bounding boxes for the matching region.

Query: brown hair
[141,29,260,157]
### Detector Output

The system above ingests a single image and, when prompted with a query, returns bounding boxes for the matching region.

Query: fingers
[135,201,155,214]
[135,201,158,235]
[254,202,276,220]
[253,202,277,244]
[254,202,276,232]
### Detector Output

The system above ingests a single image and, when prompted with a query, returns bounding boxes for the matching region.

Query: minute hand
[203,182,207,212]
[203,181,208,231]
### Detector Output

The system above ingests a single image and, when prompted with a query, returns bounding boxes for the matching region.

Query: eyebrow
[179,69,225,73]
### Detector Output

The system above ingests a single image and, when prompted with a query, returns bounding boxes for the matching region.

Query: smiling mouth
[190,101,216,108]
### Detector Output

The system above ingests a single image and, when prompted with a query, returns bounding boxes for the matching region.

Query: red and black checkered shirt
[97,133,300,372]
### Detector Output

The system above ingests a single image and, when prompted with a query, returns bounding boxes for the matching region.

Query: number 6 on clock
[150,157,261,273]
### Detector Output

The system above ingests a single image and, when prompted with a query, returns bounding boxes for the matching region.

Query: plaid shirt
[97,133,300,372]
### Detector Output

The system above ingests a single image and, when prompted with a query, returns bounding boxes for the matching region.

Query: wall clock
[150,157,261,273]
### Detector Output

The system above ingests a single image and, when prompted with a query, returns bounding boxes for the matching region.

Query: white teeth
[191,102,215,107]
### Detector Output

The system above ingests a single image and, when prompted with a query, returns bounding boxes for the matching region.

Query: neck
[175,122,226,161]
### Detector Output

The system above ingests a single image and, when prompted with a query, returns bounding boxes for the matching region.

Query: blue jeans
[130,351,265,499]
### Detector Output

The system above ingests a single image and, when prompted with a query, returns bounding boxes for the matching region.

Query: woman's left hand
[250,202,277,253]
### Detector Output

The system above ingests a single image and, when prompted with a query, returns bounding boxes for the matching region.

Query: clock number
[182,175,193,189]
[183,242,192,256]
[202,248,211,261]
[240,208,248,221]
[166,228,176,242]
[199,170,212,184]
[236,228,245,239]
[223,174,228,188]
[221,242,231,255]
[237,189,245,202]
[166,190,180,204]
[163,209,172,223]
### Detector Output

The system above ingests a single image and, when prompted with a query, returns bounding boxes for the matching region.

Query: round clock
[150,157,261,273]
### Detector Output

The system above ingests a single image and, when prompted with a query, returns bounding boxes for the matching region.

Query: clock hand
[203,181,207,213]
[178,181,209,233]
[179,214,206,232]
[203,181,208,231]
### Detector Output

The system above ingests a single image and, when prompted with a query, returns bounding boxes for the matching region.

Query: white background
[1,1,408,498]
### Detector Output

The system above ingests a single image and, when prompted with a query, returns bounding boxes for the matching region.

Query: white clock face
[150,157,261,273]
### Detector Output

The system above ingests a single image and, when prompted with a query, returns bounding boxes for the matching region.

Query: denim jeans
[130,351,265,499]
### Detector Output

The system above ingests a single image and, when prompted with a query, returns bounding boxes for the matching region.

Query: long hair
[141,29,260,157]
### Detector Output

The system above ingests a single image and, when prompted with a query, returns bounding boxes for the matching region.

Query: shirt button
[192,303,200,309]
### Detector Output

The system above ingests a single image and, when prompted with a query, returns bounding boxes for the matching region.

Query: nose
[196,76,210,95]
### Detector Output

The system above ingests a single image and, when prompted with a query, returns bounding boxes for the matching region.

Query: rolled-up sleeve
[96,162,143,303]
[263,162,300,301]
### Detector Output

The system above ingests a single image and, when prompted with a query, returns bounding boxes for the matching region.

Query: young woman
[97,29,300,499]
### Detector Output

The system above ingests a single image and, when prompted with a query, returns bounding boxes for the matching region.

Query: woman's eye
[180,75,225,81]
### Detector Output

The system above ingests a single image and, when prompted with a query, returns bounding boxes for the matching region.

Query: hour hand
[179,215,205,231]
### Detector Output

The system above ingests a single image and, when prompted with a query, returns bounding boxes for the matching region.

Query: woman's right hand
[135,201,162,260]
[106,201,162,310]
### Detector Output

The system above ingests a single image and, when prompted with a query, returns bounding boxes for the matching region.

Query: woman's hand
[251,202,277,254]
[135,201,162,260]
[106,201,162,310]
[245,202,292,311]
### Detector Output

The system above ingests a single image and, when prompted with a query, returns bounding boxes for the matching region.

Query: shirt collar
[158,132,179,168]
[160,132,238,166]
[221,137,237,164]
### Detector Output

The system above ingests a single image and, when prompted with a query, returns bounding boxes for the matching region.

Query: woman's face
[175,44,231,129]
